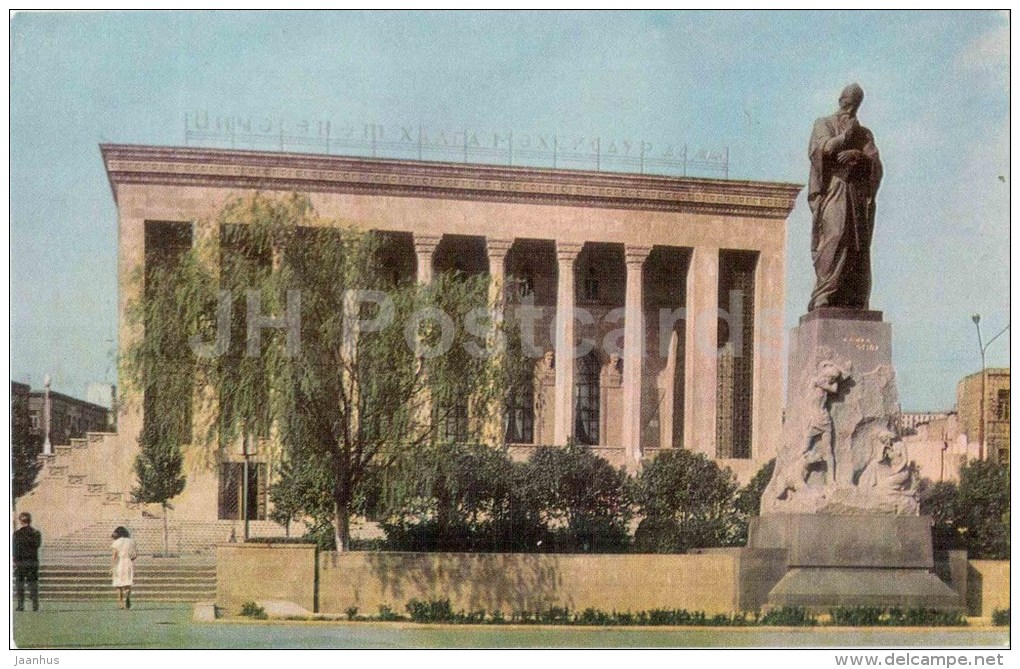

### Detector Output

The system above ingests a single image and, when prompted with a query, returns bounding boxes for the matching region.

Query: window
[575,351,600,445]
[996,388,1010,421]
[217,462,266,520]
[505,377,535,444]
[514,270,535,300]
[583,266,600,303]
[437,394,470,443]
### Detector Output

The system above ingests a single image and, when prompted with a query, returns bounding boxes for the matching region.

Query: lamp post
[970,315,1009,461]
[241,432,256,541]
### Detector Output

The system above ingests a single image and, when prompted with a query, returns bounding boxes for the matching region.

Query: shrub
[345,606,359,621]
[759,607,816,626]
[885,608,967,627]
[731,459,775,545]
[992,608,1010,626]
[238,602,267,620]
[376,604,402,621]
[406,598,456,623]
[517,444,632,553]
[246,536,316,545]
[830,607,885,626]
[634,449,738,552]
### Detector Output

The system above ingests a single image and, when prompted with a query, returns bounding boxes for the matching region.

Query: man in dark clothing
[13,512,41,611]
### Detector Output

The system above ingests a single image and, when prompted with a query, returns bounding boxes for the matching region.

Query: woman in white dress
[111,526,138,610]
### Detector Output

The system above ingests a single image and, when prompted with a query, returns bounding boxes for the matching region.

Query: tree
[377,441,528,552]
[12,401,42,508]
[634,449,738,552]
[125,193,515,551]
[730,458,775,545]
[132,437,186,556]
[918,477,959,549]
[956,459,1009,559]
[517,444,632,552]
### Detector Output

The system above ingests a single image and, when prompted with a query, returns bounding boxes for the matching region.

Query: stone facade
[87,144,799,526]
[956,368,1010,465]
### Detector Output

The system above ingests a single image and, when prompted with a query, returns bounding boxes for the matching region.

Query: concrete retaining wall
[216,543,317,615]
[967,560,1010,617]
[317,551,739,615]
[214,544,1009,618]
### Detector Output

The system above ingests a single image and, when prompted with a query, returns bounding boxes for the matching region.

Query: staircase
[15,557,216,602]
[44,518,289,558]
[18,432,149,540]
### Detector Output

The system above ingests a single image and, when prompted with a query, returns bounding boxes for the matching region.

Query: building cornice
[100,144,802,219]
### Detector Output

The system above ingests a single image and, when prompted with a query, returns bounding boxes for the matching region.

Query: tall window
[575,351,600,445]
[217,462,266,521]
[437,394,470,443]
[505,377,535,444]
[583,265,600,303]
[716,250,757,459]
[996,388,1010,421]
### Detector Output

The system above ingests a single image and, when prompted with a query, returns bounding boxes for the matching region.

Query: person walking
[13,512,42,612]
[111,526,138,610]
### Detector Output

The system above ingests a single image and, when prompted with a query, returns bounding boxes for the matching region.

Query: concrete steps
[15,561,216,602]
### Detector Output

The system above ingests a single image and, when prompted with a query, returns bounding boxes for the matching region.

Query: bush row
[248,600,968,627]
[272,442,1007,560]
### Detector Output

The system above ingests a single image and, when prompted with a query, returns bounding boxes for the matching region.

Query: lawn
[12,602,1009,649]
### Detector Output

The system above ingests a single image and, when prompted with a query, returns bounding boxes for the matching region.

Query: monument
[745,84,962,610]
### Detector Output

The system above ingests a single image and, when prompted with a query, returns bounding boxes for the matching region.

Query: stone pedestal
[746,311,962,612]
[745,514,961,611]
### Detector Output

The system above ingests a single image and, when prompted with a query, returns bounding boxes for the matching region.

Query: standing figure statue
[808,83,883,311]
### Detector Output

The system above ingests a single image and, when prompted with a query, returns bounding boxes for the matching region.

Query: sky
[9,10,1010,410]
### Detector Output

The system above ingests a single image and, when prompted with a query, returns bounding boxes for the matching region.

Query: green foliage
[239,602,267,619]
[633,449,738,552]
[919,478,961,549]
[918,460,1009,559]
[516,444,632,552]
[406,598,456,623]
[345,606,359,621]
[885,608,967,627]
[759,607,816,626]
[730,458,775,545]
[378,441,547,552]
[12,402,42,502]
[829,607,966,627]
[131,437,186,507]
[829,607,884,626]
[956,459,1010,559]
[992,608,1010,626]
[376,605,403,622]
[123,193,517,552]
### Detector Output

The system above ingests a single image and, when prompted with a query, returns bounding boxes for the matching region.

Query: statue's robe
[807,113,883,311]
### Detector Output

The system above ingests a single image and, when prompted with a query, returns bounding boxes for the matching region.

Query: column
[553,241,582,445]
[622,245,651,471]
[752,248,784,462]
[684,246,719,458]
[193,219,220,450]
[486,238,513,322]
[413,233,441,284]
[484,238,513,445]
[117,212,146,469]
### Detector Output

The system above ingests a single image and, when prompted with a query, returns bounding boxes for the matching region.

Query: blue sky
[10,10,1010,410]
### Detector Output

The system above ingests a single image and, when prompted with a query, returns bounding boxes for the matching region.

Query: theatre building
[22,144,799,539]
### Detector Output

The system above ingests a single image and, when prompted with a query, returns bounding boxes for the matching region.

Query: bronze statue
[807,83,883,311]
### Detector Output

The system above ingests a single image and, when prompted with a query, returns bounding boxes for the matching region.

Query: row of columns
[411,233,663,469]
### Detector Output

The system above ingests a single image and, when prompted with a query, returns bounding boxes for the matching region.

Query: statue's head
[838,83,865,115]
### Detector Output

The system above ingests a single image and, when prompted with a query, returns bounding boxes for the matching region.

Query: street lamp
[970,314,1009,461]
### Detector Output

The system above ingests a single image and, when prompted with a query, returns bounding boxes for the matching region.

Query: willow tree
[125,193,516,551]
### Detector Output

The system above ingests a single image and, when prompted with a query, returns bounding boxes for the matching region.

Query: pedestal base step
[767,568,963,612]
